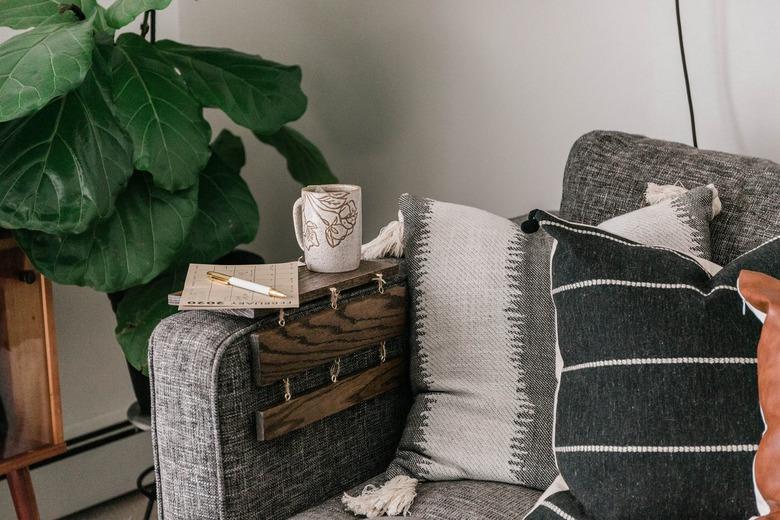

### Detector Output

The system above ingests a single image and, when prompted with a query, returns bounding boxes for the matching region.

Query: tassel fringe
[361,211,404,259]
[706,184,722,218]
[342,475,418,518]
[645,182,722,218]
[645,182,687,205]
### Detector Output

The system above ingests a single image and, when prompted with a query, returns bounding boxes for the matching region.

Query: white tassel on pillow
[342,475,418,518]
[645,182,688,205]
[361,211,404,260]
[706,184,722,218]
[645,182,722,218]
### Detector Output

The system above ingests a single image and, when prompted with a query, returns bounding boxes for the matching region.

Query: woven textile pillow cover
[738,271,780,520]
[523,211,780,520]
[386,185,720,490]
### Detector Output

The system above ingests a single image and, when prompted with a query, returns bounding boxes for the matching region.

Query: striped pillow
[386,186,719,490]
[523,211,779,520]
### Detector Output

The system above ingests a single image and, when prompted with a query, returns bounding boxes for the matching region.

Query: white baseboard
[0,431,153,520]
[63,407,133,439]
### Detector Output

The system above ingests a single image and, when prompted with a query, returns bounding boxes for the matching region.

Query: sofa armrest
[150,308,410,520]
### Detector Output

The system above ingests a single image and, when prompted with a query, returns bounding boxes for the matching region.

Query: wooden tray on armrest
[250,259,408,441]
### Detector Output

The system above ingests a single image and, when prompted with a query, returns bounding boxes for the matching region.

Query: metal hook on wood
[330,287,340,309]
[372,273,386,294]
[278,309,286,327]
[330,358,341,383]
[379,341,387,363]
[283,378,292,401]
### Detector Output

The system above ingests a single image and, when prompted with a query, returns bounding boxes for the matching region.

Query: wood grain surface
[7,466,40,519]
[0,443,66,480]
[0,246,64,474]
[251,285,407,384]
[257,357,404,441]
[296,259,400,304]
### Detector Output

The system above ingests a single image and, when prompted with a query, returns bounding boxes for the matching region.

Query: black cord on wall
[675,0,698,148]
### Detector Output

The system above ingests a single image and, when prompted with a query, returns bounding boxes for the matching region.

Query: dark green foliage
[0,4,335,371]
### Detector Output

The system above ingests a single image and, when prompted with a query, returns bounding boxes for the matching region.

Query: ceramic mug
[293,184,362,273]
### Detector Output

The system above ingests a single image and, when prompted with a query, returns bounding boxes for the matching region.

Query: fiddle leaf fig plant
[105,0,170,28]
[0,2,336,373]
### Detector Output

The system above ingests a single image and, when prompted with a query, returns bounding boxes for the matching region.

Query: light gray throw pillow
[387,185,719,490]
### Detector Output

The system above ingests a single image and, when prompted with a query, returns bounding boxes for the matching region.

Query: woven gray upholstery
[150,130,780,519]
[560,130,780,265]
[292,474,541,519]
[150,297,410,520]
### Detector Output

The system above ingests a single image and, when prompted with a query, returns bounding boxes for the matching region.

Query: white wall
[4,0,780,515]
[179,0,780,264]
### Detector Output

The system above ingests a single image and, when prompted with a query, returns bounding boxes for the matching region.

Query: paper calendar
[178,263,299,310]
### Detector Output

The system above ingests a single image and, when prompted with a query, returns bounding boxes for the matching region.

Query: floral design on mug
[303,220,319,250]
[304,191,359,248]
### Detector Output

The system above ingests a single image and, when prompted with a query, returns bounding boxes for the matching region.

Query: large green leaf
[15,172,198,292]
[105,0,170,29]
[0,0,65,29]
[87,2,113,35]
[210,127,245,171]
[0,14,95,122]
[114,263,185,373]
[0,0,102,29]
[256,126,337,185]
[94,31,115,69]
[179,130,258,263]
[114,130,258,374]
[0,46,134,233]
[156,40,306,135]
[112,33,211,191]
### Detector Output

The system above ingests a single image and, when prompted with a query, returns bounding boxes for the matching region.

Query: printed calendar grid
[178,263,299,310]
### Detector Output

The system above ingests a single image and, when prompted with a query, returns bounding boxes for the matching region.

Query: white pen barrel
[228,276,271,296]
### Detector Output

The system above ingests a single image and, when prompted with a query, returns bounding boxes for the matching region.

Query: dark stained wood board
[251,285,407,384]
[256,357,404,441]
[296,259,400,304]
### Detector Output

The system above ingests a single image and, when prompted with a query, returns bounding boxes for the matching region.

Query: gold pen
[207,271,288,298]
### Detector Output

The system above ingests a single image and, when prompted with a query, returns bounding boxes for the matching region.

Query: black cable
[675,0,698,148]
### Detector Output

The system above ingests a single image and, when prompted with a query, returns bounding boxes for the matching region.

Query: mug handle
[292,197,306,251]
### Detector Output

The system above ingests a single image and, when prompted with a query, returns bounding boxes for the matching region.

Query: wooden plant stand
[0,231,65,520]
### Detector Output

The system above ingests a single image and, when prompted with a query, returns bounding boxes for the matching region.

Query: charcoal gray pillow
[559,130,780,267]
[524,211,777,520]
[388,185,719,490]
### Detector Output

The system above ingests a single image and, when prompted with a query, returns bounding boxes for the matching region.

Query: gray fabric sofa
[150,130,780,519]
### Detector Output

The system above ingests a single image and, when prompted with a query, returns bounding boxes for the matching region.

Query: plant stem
[140,10,157,43]
[59,3,86,21]
[140,10,150,38]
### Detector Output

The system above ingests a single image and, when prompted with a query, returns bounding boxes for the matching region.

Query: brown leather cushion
[739,270,780,519]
